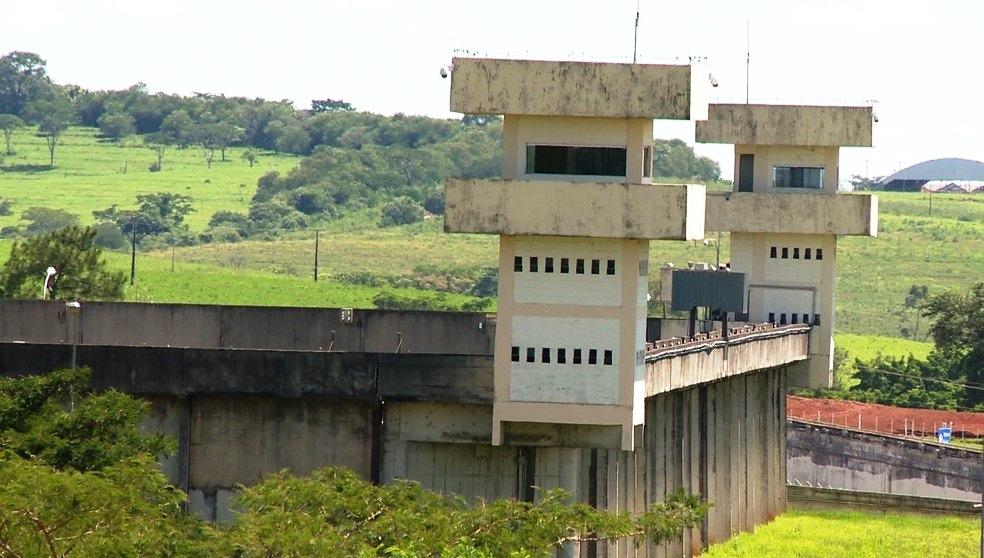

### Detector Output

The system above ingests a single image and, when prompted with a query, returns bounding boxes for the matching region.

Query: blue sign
[937,426,952,444]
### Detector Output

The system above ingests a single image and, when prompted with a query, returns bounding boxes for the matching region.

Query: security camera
[439,64,453,79]
[709,73,719,88]
[440,67,448,79]
[872,113,879,123]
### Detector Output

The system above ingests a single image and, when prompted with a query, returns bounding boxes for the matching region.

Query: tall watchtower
[445,58,708,450]
[697,104,879,387]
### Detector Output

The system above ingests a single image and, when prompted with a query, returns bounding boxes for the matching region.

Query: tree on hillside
[25,94,75,166]
[97,110,135,139]
[849,174,881,191]
[651,139,720,182]
[311,98,354,113]
[198,121,240,162]
[275,125,310,155]
[902,284,929,339]
[921,282,984,405]
[0,113,23,155]
[0,51,52,116]
[0,226,124,300]
[159,109,195,148]
[145,132,167,171]
[94,193,191,283]
[20,206,80,236]
[241,148,257,167]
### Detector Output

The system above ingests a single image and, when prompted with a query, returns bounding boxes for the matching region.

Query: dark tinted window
[511,346,520,362]
[541,348,550,363]
[526,347,535,363]
[560,258,570,273]
[591,259,600,274]
[603,350,613,365]
[529,257,538,272]
[545,257,554,273]
[557,348,567,363]
[588,349,598,365]
[576,259,585,274]
[526,145,627,176]
[770,246,777,258]
[816,248,823,260]
[514,256,523,272]
[573,349,582,364]
[607,260,616,275]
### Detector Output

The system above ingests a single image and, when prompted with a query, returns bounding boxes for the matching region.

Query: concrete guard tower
[445,58,708,450]
[697,104,879,387]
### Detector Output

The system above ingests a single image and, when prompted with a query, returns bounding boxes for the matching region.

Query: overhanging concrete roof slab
[445,179,705,240]
[450,57,706,120]
[696,104,873,147]
[705,192,878,236]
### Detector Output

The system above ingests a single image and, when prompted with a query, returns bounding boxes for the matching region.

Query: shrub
[0,198,12,216]
[379,196,424,227]
[423,190,445,215]
[92,221,126,249]
[148,162,161,172]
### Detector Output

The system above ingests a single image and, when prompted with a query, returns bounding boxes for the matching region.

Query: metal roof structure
[878,158,984,184]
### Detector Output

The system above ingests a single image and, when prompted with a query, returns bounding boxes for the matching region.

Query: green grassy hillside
[1,129,981,344]
[0,127,298,231]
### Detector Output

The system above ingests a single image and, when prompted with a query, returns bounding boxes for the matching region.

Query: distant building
[877,158,984,192]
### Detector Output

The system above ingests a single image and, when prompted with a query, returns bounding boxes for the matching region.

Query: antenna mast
[745,19,750,104]
[633,0,640,63]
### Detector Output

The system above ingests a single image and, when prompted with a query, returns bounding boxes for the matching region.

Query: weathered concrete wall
[704,192,878,236]
[0,342,492,403]
[445,179,705,240]
[788,486,980,517]
[450,58,703,120]
[696,104,873,147]
[787,420,981,502]
[382,368,788,557]
[0,300,493,354]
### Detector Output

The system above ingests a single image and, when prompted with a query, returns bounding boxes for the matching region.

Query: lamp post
[65,301,81,370]
[703,233,722,268]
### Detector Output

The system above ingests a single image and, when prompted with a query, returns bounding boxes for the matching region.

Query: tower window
[541,348,551,363]
[607,259,616,275]
[545,257,554,273]
[781,247,789,259]
[816,248,823,260]
[779,313,787,325]
[768,312,776,323]
[576,259,585,274]
[588,349,598,365]
[603,350,613,365]
[560,258,570,273]
[526,347,535,363]
[591,259,600,274]
[793,248,800,259]
[803,313,810,324]
[573,349,582,364]
[770,246,777,259]
[814,314,821,326]
[773,166,825,189]
[529,257,538,272]
[514,256,523,272]
[511,346,520,362]
[526,145,627,177]
[557,348,567,363]
[791,314,798,324]
[804,248,812,260]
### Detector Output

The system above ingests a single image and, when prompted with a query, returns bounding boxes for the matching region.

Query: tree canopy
[0,226,124,300]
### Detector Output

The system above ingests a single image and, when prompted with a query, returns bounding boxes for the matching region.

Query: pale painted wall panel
[513,237,623,306]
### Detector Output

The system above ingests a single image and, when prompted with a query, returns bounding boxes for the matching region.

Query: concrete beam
[646,330,808,396]
[696,104,873,147]
[445,179,705,240]
[705,192,878,236]
[449,58,706,120]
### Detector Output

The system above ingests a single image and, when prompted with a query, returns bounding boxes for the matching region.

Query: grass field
[704,509,979,557]
[0,127,298,231]
[1,129,981,340]
[835,333,934,361]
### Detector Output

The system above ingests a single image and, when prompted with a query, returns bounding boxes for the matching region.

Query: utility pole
[632,0,640,63]
[314,230,320,282]
[746,19,750,104]
[130,228,136,285]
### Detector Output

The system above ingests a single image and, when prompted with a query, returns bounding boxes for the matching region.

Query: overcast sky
[3,0,981,182]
